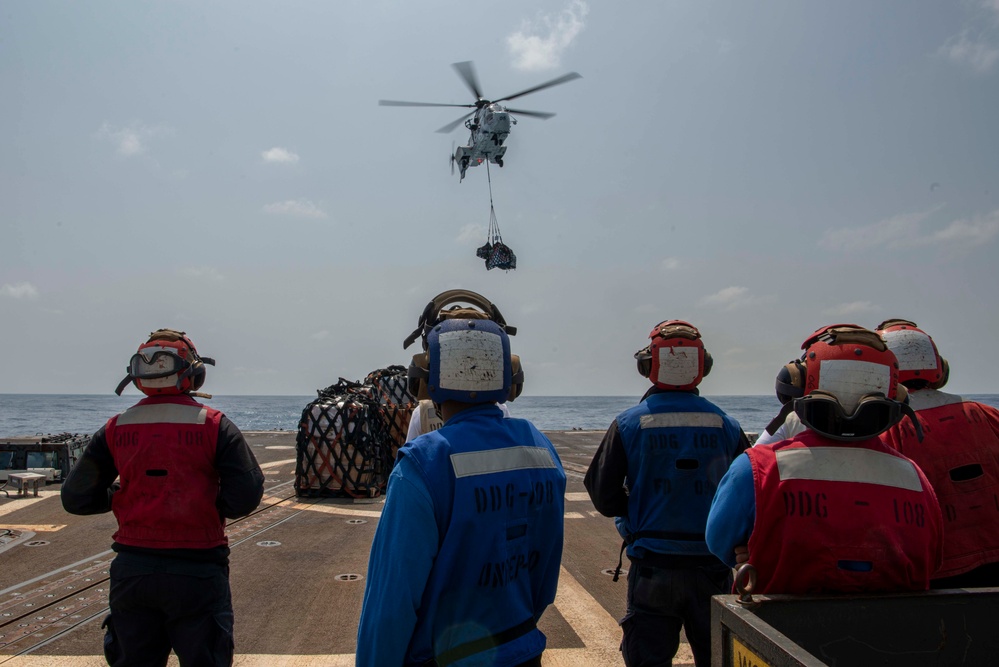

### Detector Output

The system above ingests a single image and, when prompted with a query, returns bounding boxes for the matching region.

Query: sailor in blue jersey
[357,318,566,667]
[585,320,749,667]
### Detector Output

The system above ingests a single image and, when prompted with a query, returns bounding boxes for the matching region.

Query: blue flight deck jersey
[615,392,747,559]
[357,403,566,667]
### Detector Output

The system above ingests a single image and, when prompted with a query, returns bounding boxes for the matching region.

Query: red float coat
[104,394,227,549]
[881,390,999,579]
[746,431,942,594]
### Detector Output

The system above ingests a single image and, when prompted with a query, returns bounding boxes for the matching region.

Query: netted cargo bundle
[364,365,416,462]
[296,379,391,499]
[479,204,516,271]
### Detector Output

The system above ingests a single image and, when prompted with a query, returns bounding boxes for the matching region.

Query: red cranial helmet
[800,324,900,405]
[793,324,909,441]
[115,329,216,396]
[635,320,712,391]
[875,319,949,390]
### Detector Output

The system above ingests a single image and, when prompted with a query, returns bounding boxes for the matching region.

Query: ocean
[2,393,998,440]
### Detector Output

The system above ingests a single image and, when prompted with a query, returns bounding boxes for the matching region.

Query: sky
[2,1,999,397]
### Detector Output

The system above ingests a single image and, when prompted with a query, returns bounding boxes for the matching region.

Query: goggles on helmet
[793,390,902,441]
[127,346,192,380]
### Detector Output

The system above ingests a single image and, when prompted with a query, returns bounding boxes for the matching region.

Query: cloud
[178,267,225,282]
[261,147,300,164]
[262,199,327,219]
[507,0,588,71]
[310,330,330,341]
[96,122,169,157]
[660,257,680,271]
[456,223,487,245]
[938,3,999,73]
[0,282,39,299]
[822,301,880,317]
[700,286,748,309]
[820,207,999,252]
[921,210,999,246]
[939,31,999,73]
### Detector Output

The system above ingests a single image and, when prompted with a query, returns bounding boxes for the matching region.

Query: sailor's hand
[734,545,750,565]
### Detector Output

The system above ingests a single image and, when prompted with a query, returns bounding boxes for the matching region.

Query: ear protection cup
[408,352,431,401]
[634,346,652,378]
[508,355,525,402]
[702,351,713,378]
[775,359,807,405]
[930,357,949,390]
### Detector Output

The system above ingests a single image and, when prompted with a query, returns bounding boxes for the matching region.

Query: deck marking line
[0,525,66,532]
[259,459,296,470]
[0,493,55,518]
[552,565,619,650]
[563,492,591,502]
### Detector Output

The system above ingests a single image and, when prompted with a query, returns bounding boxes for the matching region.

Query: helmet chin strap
[900,403,924,442]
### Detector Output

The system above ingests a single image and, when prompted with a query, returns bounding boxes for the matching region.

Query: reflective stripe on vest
[776,447,922,491]
[116,402,208,426]
[450,446,557,479]
[639,412,724,429]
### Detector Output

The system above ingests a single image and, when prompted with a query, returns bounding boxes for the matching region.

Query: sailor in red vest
[61,329,264,667]
[877,319,999,588]
[706,324,943,594]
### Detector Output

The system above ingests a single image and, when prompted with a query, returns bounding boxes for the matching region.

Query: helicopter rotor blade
[379,100,477,108]
[504,108,556,120]
[436,111,476,134]
[452,61,484,101]
[493,72,582,104]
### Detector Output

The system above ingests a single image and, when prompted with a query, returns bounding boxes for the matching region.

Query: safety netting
[477,204,517,271]
[295,368,415,499]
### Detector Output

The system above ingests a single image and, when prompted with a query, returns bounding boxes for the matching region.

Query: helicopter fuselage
[452,104,516,180]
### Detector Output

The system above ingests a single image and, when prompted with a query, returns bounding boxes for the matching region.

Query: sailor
[357,315,565,667]
[877,319,999,587]
[402,290,522,442]
[754,358,808,446]
[61,329,264,667]
[584,320,750,667]
[706,324,943,594]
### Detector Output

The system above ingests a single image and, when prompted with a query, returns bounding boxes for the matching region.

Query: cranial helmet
[415,318,512,405]
[115,329,216,397]
[635,320,712,391]
[875,319,949,390]
[791,324,916,441]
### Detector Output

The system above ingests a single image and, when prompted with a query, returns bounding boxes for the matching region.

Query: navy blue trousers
[621,559,732,667]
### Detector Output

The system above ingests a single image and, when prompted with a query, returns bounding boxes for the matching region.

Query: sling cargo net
[476,204,516,271]
[295,371,415,499]
[363,365,415,463]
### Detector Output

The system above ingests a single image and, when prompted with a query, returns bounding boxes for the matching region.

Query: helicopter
[379,61,581,182]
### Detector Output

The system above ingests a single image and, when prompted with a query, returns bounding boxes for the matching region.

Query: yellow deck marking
[564,491,591,502]
[259,458,296,470]
[0,524,65,532]
[0,490,58,517]
[564,511,586,519]
[289,500,384,519]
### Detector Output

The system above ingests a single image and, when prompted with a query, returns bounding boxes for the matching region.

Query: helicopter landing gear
[496,157,503,167]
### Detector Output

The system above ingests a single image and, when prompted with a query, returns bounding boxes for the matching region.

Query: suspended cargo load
[479,202,516,271]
